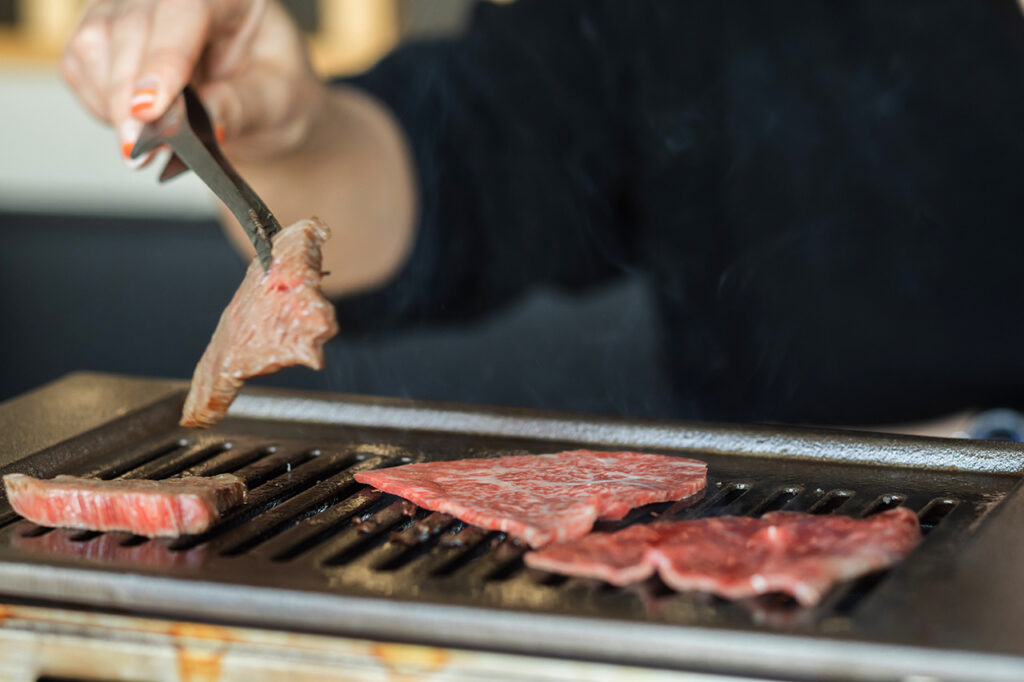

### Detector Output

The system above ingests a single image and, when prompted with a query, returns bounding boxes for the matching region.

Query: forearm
[217,84,417,299]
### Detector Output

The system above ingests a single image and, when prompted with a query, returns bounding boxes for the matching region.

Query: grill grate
[0,428,991,631]
[6,377,1024,681]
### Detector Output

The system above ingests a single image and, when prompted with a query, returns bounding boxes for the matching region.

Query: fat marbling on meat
[354,450,708,548]
[181,217,339,427]
[524,508,922,606]
[3,473,248,538]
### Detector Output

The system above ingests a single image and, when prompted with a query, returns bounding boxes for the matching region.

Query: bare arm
[61,0,415,300]
[218,84,416,299]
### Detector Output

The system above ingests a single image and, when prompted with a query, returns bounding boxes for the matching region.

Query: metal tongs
[130,86,280,270]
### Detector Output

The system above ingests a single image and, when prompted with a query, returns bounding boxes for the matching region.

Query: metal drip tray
[2,373,1024,681]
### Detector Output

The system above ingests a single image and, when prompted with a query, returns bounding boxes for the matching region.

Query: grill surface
[1,373,1024,681]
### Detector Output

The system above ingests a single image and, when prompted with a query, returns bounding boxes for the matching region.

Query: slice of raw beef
[520,523,666,584]
[524,508,921,605]
[181,217,339,428]
[353,450,707,548]
[3,473,247,537]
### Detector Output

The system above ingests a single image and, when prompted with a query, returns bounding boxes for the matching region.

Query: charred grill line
[427,529,503,578]
[481,541,528,583]
[232,447,319,490]
[319,501,419,567]
[168,449,345,551]
[372,512,456,572]
[267,488,385,562]
[271,456,425,564]
[347,508,433,570]
[96,439,191,480]
[175,444,273,478]
[120,442,234,481]
[218,454,387,557]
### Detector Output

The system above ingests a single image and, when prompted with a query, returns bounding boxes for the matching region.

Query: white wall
[0,66,216,218]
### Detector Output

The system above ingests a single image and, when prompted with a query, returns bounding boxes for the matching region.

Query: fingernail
[119,119,145,169]
[129,74,159,117]
[215,125,226,145]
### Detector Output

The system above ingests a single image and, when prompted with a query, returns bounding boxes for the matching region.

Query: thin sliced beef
[353,450,707,548]
[3,473,247,537]
[521,523,665,584]
[181,217,339,428]
[524,508,922,606]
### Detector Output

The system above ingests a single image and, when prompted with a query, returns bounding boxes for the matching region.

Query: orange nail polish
[215,125,226,144]
[121,141,134,159]
[130,87,157,116]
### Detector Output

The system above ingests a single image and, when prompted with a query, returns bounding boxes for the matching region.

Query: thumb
[129,1,213,121]
[130,0,258,122]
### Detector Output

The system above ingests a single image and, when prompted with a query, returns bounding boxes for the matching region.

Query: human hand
[61,0,326,167]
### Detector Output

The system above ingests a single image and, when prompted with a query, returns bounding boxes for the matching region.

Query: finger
[107,4,152,166]
[60,54,108,122]
[63,2,117,121]
[130,0,213,121]
[203,0,267,80]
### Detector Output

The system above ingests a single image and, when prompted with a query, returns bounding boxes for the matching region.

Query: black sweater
[335,0,1024,424]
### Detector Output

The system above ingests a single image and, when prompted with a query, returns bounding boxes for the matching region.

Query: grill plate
[1,373,1024,681]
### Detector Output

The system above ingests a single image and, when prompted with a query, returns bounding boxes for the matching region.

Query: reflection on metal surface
[11,525,208,570]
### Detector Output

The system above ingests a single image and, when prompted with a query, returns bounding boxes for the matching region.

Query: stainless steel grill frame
[2,372,1024,681]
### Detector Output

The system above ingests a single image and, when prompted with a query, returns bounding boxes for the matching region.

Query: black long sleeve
[333,0,636,332]
[332,0,1024,425]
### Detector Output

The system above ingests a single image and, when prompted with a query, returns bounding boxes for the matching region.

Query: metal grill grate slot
[68,531,102,542]
[681,481,752,518]
[119,534,148,548]
[425,526,496,577]
[168,448,338,551]
[320,500,418,567]
[918,497,960,530]
[859,494,907,517]
[372,512,457,572]
[96,439,190,480]
[808,490,854,514]
[480,540,528,583]
[218,454,382,557]
[18,524,52,538]
[174,444,272,478]
[532,569,570,587]
[749,486,803,515]
[230,447,315,490]
[266,488,384,562]
[119,442,234,481]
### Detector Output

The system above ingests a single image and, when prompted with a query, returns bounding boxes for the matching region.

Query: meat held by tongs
[132,87,338,428]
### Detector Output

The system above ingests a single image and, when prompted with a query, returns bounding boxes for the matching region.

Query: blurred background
[0,0,667,416]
